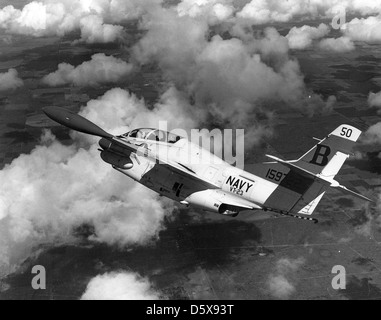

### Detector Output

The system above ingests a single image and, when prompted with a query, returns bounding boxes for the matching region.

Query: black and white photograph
[0,0,381,303]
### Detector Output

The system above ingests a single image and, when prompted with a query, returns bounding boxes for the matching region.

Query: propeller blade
[43,106,113,139]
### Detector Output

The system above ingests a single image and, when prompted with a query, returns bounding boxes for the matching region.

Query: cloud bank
[286,24,330,50]
[42,53,133,87]
[318,36,355,52]
[78,15,124,44]
[357,124,381,238]
[368,91,381,108]
[267,257,305,299]
[0,133,169,274]
[1,0,381,46]
[236,0,381,24]
[342,15,381,44]
[361,122,381,145]
[81,271,160,300]
[0,68,23,91]
[0,0,163,42]
[132,7,309,145]
[176,0,235,25]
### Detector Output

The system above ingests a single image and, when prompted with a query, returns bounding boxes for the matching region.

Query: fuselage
[42,106,369,222]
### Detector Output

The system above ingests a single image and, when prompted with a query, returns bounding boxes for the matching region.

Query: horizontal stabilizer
[332,184,374,203]
[265,154,330,184]
[266,154,374,203]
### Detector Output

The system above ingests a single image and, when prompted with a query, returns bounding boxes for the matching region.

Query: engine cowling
[99,138,131,156]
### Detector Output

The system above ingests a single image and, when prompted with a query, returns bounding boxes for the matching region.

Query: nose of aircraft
[43,106,113,139]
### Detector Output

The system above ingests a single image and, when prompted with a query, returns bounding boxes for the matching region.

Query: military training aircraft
[43,106,373,223]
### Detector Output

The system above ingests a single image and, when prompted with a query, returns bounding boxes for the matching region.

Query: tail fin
[264,124,366,217]
[293,124,361,179]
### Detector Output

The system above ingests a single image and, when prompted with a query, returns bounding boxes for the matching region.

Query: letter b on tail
[309,144,331,166]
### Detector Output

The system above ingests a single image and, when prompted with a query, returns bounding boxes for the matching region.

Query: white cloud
[267,257,305,299]
[42,53,133,87]
[354,203,378,238]
[318,36,355,52]
[361,122,381,144]
[368,90,381,108]
[133,6,209,86]
[237,0,309,23]
[133,8,309,145]
[81,271,160,300]
[176,0,235,25]
[0,2,62,36]
[0,68,23,91]
[267,274,295,299]
[0,2,47,36]
[342,15,381,43]
[286,24,330,50]
[78,15,124,44]
[2,0,381,42]
[0,136,170,272]
[236,0,381,25]
[347,0,381,16]
[193,34,305,110]
[14,2,47,33]
[0,0,163,41]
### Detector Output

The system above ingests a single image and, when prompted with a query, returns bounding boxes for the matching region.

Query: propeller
[43,106,113,139]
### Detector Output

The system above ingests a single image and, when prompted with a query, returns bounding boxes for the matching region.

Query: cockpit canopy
[121,128,183,144]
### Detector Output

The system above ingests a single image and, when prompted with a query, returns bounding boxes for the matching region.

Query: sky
[1,0,381,299]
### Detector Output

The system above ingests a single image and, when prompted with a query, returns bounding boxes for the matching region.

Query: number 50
[340,127,352,138]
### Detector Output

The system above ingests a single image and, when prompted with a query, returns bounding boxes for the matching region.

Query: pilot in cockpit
[123,128,182,143]
[127,129,147,139]
[127,129,137,138]
[137,130,147,139]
